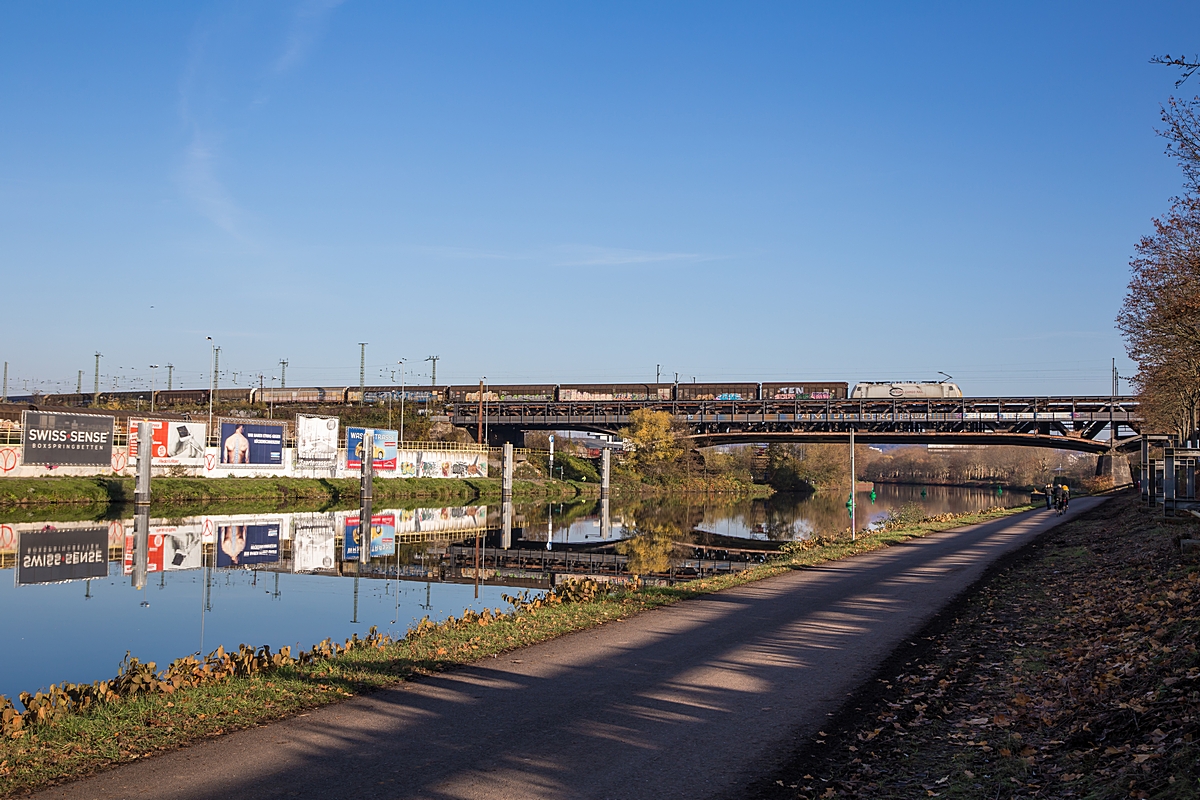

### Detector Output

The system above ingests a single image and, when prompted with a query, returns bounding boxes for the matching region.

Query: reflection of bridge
[452,396,1143,453]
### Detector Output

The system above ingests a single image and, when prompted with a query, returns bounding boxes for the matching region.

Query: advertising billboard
[21,411,114,467]
[17,528,109,585]
[396,450,487,479]
[218,419,285,467]
[122,524,203,574]
[128,419,207,466]
[293,516,337,573]
[343,513,396,560]
[346,428,398,471]
[295,415,339,468]
[215,523,280,567]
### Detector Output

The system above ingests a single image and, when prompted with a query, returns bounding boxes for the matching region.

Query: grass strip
[0,476,588,509]
[0,502,1032,797]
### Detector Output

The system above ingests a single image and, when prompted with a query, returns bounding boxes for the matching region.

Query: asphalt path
[36,497,1106,800]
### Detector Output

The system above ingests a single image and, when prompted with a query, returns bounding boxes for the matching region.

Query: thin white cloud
[179,132,240,234]
[550,245,714,267]
[175,2,346,234]
[275,0,347,74]
[415,243,719,267]
[416,245,529,261]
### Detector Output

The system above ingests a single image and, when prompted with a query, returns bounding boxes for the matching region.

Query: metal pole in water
[360,428,373,566]
[133,421,151,589]
[601,448,611,500]
[502,442,514,550]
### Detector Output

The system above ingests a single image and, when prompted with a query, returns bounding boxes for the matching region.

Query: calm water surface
[0,485,1027,700]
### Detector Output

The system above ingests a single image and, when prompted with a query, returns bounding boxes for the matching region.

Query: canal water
[0,485,1028,701]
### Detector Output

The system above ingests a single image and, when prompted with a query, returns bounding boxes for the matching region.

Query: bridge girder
[456,396,1144,453]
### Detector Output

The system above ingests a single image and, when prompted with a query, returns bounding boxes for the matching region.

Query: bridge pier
[1095,453,1132,487]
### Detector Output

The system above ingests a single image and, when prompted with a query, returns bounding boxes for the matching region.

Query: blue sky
[2,2,1197,396]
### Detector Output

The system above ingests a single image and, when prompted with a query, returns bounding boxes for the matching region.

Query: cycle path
[36,498,1107,800]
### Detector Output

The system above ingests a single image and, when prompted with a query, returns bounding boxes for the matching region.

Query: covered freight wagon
[760,382,848,401]
[256,387,349,404]
[557,383,673,402]
[447,384,556,403]
[674,382,758,401]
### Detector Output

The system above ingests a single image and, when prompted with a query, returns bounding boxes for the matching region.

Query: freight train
[39,380,855,409]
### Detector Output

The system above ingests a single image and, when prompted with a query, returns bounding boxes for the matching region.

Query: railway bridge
[451,396,1143,454]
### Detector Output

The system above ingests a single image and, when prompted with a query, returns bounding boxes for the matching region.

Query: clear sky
[2,2,1197,397]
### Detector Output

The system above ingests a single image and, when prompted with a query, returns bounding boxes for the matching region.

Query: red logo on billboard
[0,525,14,550]
[205,453,217,470]
[0,449,17,473]
[111,451,128,472]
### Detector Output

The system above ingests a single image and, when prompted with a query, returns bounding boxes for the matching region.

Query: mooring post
[360,428,373,565]
[502,442,514,501]
[501,442,514,549]
[601,448,611,500]
[132,421,151,589]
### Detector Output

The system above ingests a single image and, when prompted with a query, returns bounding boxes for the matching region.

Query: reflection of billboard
[128,419,207,466]
[346,428,398,470]
[396,450,487,479]
[296,415,339,468]
[21,411,114,467]
[293,518,336,572]
[123,524,203,574]
[216,524,280,566]
[391,506,487,534]
[219,420,285,466]
[343,514,396,560]
[17,528,109,585]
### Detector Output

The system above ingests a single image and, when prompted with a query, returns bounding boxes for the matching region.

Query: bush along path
[746,491,1200,800]
[0,503,1032,797]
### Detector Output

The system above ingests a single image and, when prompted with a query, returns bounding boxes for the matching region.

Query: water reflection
[0,486,1026,701]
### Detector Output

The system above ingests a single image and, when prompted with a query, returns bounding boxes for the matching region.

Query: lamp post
[397,359,407,443]
[149,365,159,412]
[206,338,217,439]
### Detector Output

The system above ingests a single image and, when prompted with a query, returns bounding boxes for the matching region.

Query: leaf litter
[752,492,1200,799]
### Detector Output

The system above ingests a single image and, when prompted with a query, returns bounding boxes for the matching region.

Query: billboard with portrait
[346,428,398,471]
[215,523,280,567]
[128,419,207,467]
[343,513,396,560]
[219,419,285,467]
[295,415,339,468]
[21,411,114,467]
[17,528,109,585]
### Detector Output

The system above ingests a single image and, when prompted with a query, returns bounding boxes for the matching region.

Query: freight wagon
[447,385,557,403]
[346,386,448,404]
[673,382,759,402]
[256,386,350,404]
[759,382,848,401]
[557,383,674,402]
